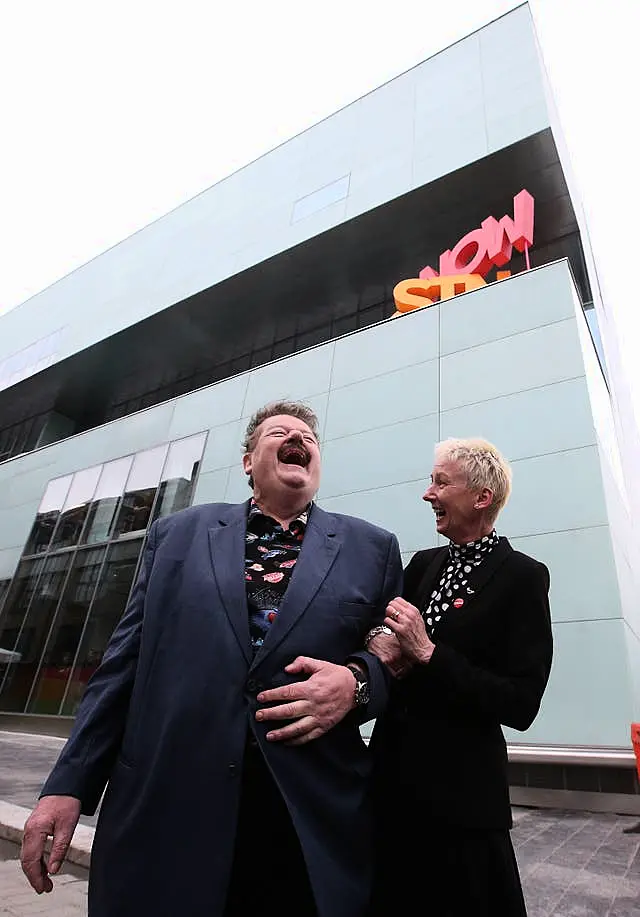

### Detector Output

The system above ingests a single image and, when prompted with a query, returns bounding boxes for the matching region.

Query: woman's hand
[367,631,412,679]
[384,597,435,665]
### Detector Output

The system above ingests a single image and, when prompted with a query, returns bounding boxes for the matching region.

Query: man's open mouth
[434,508,446,521]
[278,444,310,467]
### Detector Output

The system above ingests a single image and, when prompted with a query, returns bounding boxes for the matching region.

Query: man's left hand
[256,657,357,745]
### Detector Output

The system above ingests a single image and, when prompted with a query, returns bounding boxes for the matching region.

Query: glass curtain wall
[0,431,206,716]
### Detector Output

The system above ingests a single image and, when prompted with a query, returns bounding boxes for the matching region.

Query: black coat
[41,501,403,917]
[370,537,553,830]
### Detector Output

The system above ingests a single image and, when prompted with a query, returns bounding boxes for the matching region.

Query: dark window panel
[0,579,10,614]
[152,433,207,522]
[231,354,251,374]
[297,326,331,350]
[82,457,133,546]
[332,315,358,336]
[250,346,274,369]
[272,337,296,360]
[0,559,47,690]
[113,444,167,537]
[358,303,385,327]
[60,539,143,716]
[48,466,103,551]
[0,553,72,712]
[27,547,106,715]
[24,476,74,556]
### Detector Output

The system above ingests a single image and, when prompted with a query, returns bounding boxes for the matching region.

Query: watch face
[356,674,370,706]
[349,666,369,706]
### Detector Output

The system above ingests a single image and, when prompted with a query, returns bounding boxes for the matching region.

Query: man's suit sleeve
[416,559,553,731]
[39,522,158,814]
[349,532,403,720]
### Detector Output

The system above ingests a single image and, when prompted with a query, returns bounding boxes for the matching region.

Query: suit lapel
[208,501,251,664]
[466,537,513,601]
[251,505,342,669]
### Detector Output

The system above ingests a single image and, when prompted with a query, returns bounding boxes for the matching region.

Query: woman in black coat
[368,437,553,917]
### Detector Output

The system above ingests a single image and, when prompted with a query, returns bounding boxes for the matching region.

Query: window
[112,445,168,536]
[81,457,133,545]
[0,579,9,614]
[61,539,143,716]
[152,433,207,521]
[0,432,207,715]
[0,559,47,689]
[48,466,102,550]
[0,553,72,712]
[27,547,106,715]
[24,476,73,556]
[0,328,64,394]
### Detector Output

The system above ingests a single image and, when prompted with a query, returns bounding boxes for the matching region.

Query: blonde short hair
[435,438,512,523]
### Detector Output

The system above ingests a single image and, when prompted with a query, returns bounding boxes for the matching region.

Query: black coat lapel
[251,506,341,669]
[409,547,449,607]
[208,501,251,664]
[408,538,513,613]
[467,537,513,600]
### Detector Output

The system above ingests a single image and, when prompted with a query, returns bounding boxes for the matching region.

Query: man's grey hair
[242,400,320,454]
[435,437,512,524]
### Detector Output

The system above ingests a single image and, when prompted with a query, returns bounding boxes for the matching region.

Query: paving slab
[3,730,640,915]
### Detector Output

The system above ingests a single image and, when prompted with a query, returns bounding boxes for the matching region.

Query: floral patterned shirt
[245,499,310,656]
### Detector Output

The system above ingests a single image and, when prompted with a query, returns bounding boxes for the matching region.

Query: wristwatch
[347,664,370,707]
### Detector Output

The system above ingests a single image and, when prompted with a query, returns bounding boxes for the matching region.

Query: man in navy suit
[21,400,403,917]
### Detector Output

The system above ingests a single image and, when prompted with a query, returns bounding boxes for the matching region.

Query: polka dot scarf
[422,530,500,635]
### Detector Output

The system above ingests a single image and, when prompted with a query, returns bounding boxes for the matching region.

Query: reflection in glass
[82,457,133,545]
[24,476,73,555]
[61,539,143,716]
[0,579,9,615]
[113,445,168,536]
[153,433,206,521]
[0,558,47,698]
[49,466,102,550]
[27,547,106,715]
[0,554,71,712]
[584,305,608,380]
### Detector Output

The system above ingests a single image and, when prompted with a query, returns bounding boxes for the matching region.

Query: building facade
[1,4,638,808]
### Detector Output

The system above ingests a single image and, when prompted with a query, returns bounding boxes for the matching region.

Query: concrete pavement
[2,730,640,915]
[1,838,88,916]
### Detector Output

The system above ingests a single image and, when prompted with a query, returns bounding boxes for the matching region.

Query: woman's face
[422,457,490,545]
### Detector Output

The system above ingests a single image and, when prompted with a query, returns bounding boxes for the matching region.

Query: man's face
[243,414,321,504]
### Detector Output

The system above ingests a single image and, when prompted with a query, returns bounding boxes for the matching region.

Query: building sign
[393,189,534,315]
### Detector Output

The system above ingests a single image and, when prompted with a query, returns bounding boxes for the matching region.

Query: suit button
[246,678,257,693]
[228,763,237,777]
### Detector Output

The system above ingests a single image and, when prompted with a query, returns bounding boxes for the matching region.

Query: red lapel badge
[453,597,465,609]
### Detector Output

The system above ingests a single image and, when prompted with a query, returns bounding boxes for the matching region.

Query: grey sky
[1,0,638,409]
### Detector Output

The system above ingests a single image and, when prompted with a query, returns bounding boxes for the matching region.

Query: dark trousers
[224,742,317,917]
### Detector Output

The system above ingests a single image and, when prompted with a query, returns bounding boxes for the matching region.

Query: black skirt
[370,812,527,917]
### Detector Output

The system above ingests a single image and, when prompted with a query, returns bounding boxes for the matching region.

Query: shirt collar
[449,529,499,562]
[247,498,312,532]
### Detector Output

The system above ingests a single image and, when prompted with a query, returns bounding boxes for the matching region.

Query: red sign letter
[480,189,534,267]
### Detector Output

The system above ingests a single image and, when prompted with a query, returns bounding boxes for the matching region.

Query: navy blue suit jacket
[42,501,402,917]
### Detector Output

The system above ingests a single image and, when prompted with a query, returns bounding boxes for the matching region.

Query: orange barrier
[622,724,640,833]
